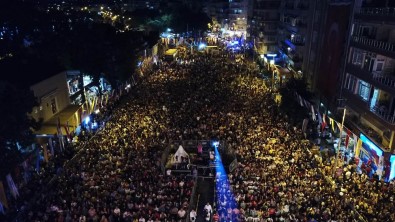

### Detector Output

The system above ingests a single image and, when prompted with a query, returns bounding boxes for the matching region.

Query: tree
[168,5,211,33]
[279,78,312,124]
[0,81,41,177]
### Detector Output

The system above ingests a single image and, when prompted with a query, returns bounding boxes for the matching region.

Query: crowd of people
[11,46,395,222]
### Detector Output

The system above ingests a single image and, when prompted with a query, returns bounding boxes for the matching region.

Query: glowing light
[214,146,238,213]
[94,109,100,114]
[84,116,90,125]
[390,155,395,181]
[198,43,207,50]
[360,134,383,156]
[270,60,275,65]
[212,141,219,148]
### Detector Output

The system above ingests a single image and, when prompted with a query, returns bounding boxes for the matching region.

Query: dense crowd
[12,48,395,222]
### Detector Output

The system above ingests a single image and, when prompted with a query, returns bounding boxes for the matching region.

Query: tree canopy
[0,81,41,177]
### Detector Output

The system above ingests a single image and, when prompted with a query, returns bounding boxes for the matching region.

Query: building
[122,0,160,11]
[226,0,249,38]
[278,0,313,73]
[30,71,98,136]
[204,0,228,32]
[250,0,282,55]
[341,0,395,155]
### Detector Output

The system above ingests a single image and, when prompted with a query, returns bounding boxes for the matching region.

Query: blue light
[212,141,219,148]
[390,155,395,181]
[84,116,90,125]
[214,146,238,214]
[360,134,383,156]
[198,43,207,50]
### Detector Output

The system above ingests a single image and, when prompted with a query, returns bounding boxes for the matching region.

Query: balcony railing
[352,36,395,52]
[372,72,395,89]
[357,7,395,16]
[370,104,395,124]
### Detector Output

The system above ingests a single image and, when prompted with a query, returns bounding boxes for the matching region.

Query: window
[352,49,364,66]
[344,73,356,91]
[51,98,57,114]
[375,60,384,72]
[358,80,370,101]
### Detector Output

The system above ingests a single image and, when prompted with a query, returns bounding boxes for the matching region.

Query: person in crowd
[14,46,395,222]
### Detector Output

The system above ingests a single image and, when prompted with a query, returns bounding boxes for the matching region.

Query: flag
[355,138,362,157]
[42,143,49,163]
[321,114,327,132]
[336,121,342,132]
[49,137,55,157]
[353,133,358,153]
[35,144,40,172]
[90,96,96,113]
[317,109,322,124]
[64,122,71,140]
[57,118,64,151]
[311,105,316,121]
[345,129,351,148]
[6,174,19,199]
[105,93,109,106]
[329,117,335,132]
[22,161,29,183]
[298,95,304,107]
[0,181,9,209]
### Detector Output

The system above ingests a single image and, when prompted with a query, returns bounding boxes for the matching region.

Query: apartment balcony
[343,90,395,128]
[346,63,395,95]
[372,72,395,88]
[355,7,395,22]
[370,104,395,125]
[351,36,395,58]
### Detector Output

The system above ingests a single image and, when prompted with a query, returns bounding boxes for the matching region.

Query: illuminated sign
[360,134,383,156]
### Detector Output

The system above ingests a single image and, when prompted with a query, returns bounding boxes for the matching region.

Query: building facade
[250,0,282,54]
[278,0,313,73]
[342,0,395,154]
[30,71,100,135]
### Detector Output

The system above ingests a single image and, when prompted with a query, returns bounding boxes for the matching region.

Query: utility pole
[333,106,347,178]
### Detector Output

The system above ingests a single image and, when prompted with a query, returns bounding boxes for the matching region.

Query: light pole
[333,107,347,177]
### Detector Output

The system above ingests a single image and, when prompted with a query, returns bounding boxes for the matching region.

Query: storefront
[389,155,395,181]
[358,133,384,177]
